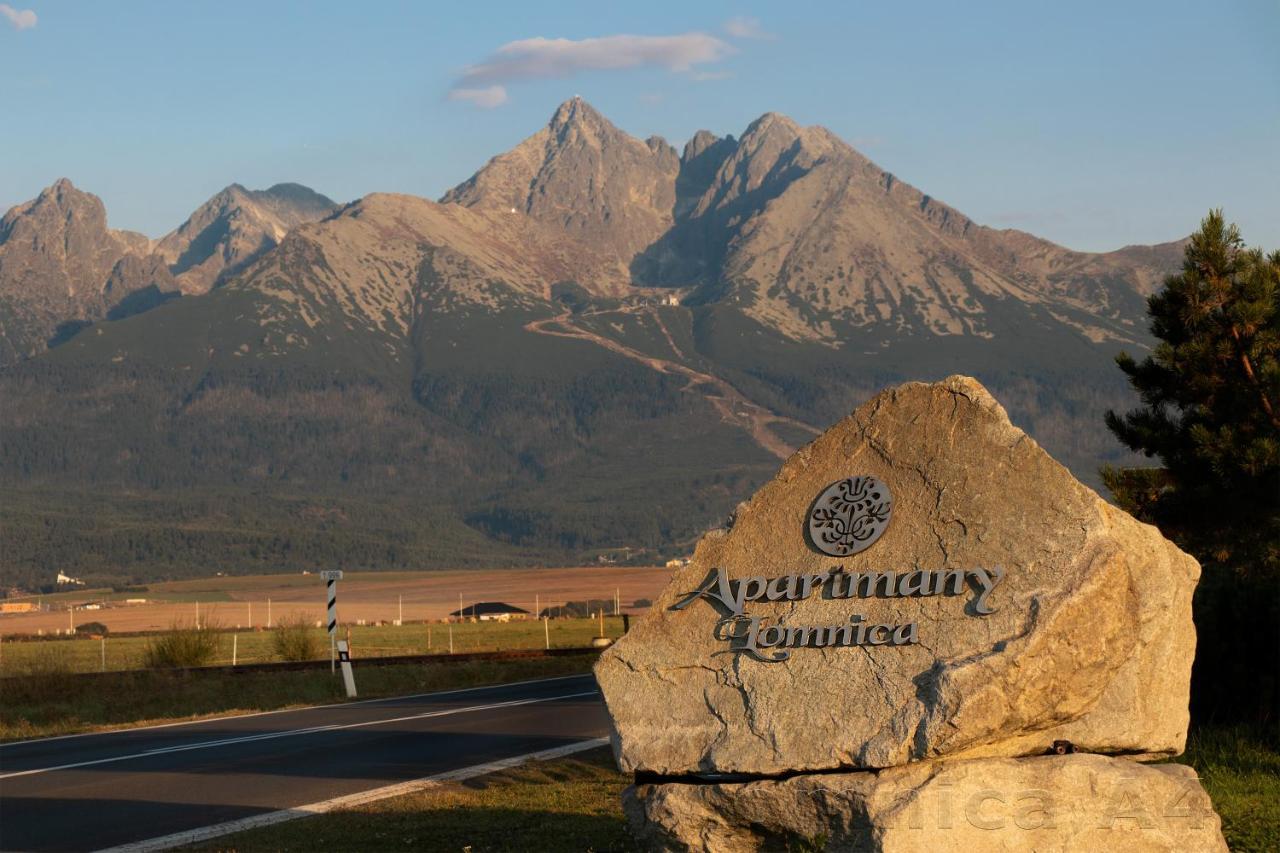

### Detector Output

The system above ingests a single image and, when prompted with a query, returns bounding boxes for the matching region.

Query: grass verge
[188,727,1277,853]
[0,654,597,742]
[189,746,631,853]
[1177,724,1280,851]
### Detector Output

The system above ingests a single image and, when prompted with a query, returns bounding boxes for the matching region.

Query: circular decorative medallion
[806,476,893,557]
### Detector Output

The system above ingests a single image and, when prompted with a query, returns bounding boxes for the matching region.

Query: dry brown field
[0,566,672,636]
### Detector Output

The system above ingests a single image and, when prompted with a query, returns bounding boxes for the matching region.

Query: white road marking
[0,672,594,748]
[0,690,598,780]
[90,737,612,853]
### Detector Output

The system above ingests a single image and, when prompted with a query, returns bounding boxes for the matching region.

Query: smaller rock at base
[627,754,1226,852]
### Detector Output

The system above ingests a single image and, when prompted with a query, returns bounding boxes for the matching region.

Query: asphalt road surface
[0,673,610,852]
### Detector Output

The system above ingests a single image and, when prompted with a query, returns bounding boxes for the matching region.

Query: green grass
[0,617,624,674]
[191,746,631,853]
[1178,725,1280,852]
[0,653,598,742]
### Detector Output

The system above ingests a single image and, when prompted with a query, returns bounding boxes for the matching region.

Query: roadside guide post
[322,570,357,696]
[322,570,342,673]
[337,638,357,697]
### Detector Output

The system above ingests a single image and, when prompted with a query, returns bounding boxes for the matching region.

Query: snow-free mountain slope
[155,182,338,294]
[0,179,175,363]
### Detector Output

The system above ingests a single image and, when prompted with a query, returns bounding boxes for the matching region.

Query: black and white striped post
[321,570,342,674]
[320,570,356,697]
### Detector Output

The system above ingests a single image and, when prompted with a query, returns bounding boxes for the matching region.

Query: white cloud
[724,16,772,40]
[0,4,37,30]
[448,85,509,109]
[451,32,734,105]
[690,70,733,82]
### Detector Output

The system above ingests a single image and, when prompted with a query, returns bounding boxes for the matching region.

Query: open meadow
[0,566,670,637]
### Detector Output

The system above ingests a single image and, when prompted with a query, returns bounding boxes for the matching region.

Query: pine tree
[1104,210,1280,724]
[1104,210,1280,577]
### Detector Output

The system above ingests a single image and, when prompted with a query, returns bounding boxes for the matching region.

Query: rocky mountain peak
[42,176,84,200]
[682,130,729,163]
[0,178,173,362]
[741,111,801,138]
[258,183,337,218]
[2,179,123,265]
[549,96,606,133]
[733,111,846,169]
[441,98,680,292]
[154,182,337,293]
[542,97,653,159]
[17,178,108,232]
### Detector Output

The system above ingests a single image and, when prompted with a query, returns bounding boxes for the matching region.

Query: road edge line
[90,737,611,853]
[1,692,599,780]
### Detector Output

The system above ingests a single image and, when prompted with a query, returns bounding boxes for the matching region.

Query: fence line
[0,613,631,676]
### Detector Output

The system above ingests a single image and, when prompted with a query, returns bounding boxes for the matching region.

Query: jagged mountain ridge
[0,98,1189,584]
[635,110,1183,344]
[219,189,655,367]
[440,98,1181,347]
[0,179,337,364]
[1,100,1182,365]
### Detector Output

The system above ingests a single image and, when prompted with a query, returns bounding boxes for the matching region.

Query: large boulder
[627,754,1226,852]
[595,376,1200,775]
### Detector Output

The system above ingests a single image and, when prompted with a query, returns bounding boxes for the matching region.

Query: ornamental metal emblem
[806,476,893,557]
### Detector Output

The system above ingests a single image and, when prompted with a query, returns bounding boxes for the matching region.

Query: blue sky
[2,0,1276,252]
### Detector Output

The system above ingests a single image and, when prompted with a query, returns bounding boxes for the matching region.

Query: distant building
[55,572,84,586]
[663,292,680,306]
[665,558,691,568]
[449,602,531,623]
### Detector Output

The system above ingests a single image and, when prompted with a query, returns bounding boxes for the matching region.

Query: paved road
[0,674,609,852]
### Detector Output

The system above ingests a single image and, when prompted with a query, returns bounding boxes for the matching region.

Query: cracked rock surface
[627,754,1226,852]
[595,375,1200,775]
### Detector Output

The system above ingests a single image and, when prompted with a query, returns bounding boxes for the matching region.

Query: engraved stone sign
[595,376,1227,851]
